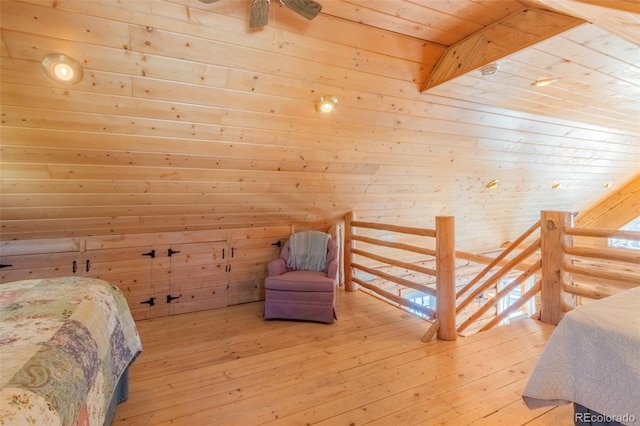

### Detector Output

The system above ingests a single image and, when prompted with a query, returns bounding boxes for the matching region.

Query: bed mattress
[0,277,142,425]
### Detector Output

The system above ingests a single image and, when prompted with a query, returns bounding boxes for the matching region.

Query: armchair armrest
[326,259,338,280]
[268,258,287,276]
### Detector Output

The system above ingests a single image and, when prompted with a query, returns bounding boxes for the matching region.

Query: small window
[608,217,640,250]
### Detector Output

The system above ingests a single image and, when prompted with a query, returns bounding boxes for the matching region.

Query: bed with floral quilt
[0,277,142,425]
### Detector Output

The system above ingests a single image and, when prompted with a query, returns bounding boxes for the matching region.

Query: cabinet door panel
[165,241,228,315]
[149,279,171,319]
[227,232,288,305]
[227,254,271,305]
[227,276,263,305]
[167,276,228,315]
[87,258,154,277]
[121,281,162,320]
[0,252,79,283]
[85,247,155,320]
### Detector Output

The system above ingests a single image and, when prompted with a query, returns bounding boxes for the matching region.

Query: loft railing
[343,212,456,341]
[540,211,640,324]
[452,211,639,331]
[343,210,640,340]
[455,220,541,334]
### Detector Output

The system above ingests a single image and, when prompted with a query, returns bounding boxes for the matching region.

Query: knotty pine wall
[1,0,639,255]
[573,172,640,248]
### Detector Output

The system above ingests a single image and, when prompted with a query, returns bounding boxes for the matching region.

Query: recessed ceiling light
[316,95,338,113]
[42,54,83,84]
[486,179,500,189]
[531,78,557,87]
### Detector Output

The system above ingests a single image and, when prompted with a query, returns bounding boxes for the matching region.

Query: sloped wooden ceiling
[1,0,639,252]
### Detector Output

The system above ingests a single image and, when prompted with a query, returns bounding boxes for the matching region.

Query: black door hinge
[166,294,181,303]
[0,264,13,269]
[141,297,156,306]
[167,248,181,257]
[142,250,156,258]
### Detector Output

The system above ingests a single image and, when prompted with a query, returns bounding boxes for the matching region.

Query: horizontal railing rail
[344,212,456,341]
[561,224,640,303]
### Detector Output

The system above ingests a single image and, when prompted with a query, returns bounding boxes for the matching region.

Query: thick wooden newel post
[436,216,456,341]
[344,211,357,292]
[540,210,573,325]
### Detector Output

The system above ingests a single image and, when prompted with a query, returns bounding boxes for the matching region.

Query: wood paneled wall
[1,0,638,253]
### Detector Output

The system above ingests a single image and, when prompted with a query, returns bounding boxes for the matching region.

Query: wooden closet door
[84,246,160,320]
[227,226,291,305]
[159,240,229,316]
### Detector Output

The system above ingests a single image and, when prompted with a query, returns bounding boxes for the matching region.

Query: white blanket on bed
[522,286,640,425]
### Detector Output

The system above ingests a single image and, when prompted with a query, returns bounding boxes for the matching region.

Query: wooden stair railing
[469,261,542,332]
[533,211,640,325]
[344,210,639,339]
[454,219,542,334]
[344,212,456,341]
[455,220,541,302]
[559,223,640,303]
[456,238,542,334]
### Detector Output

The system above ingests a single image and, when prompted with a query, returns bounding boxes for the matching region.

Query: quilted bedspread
[0,277,142,425]
[522,286,640,425]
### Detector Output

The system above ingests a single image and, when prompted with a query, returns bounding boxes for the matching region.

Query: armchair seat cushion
[265,271,335,292]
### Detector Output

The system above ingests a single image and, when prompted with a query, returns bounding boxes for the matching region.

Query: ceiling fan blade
[250,0,270,28]
[281,0,322,20]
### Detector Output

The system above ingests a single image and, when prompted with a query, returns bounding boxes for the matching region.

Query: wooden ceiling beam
[571,0,640,14]
[421,8,585,92]
[522,0,640,44]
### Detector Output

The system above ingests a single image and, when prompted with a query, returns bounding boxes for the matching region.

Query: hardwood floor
[113,289,573,426]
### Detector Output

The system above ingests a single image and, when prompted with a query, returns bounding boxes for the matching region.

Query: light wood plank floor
[113,289,574,426]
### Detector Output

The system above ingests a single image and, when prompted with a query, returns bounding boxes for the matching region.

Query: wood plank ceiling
[1,0,639,251]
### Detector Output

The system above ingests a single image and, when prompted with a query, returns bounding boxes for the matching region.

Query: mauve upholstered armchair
[264,231,338,323]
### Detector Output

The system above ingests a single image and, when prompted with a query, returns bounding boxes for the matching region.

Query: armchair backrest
[280,232,337,273]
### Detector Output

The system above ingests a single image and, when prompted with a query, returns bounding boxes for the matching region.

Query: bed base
[104,370,130,426]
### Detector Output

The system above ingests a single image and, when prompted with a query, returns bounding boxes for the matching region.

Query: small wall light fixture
[486,179,500,189]
[531,78,557,87]
[316,95,338,113]
[42,54,84,84]
[603,181,612,188]
[551,181,562,189]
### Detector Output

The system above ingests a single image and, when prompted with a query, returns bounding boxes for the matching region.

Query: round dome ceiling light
[480,64,499,77]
